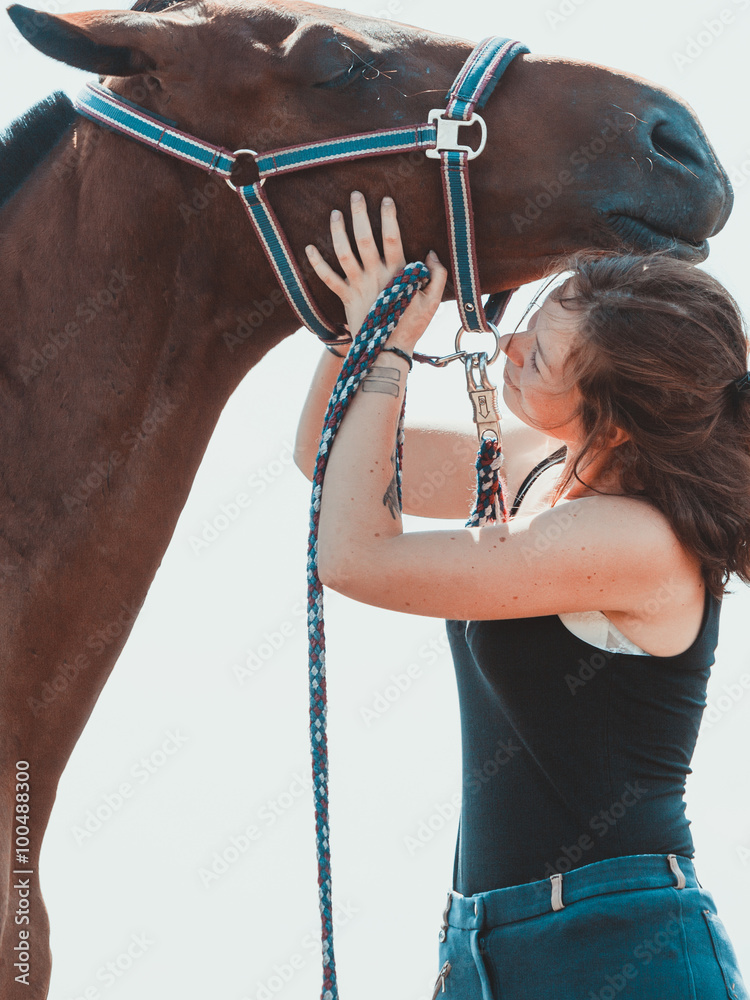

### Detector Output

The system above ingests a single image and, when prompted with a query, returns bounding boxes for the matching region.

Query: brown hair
[543,249,750,600]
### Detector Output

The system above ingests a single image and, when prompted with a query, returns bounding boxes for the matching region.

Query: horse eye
[314,59,374,89]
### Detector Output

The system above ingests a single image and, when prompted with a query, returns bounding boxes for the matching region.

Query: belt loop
[667,854,687,890]
[438,890,453,942]
[550,872,565,911]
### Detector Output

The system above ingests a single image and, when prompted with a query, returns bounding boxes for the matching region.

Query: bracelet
[381,346,413,370]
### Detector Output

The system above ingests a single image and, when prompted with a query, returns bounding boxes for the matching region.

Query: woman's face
[499,291,584,442]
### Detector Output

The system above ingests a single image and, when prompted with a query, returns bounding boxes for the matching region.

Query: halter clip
[465,352,502,443]
[425,110,488,160]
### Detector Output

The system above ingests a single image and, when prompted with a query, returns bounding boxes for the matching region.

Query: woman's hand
[305,191,447,351]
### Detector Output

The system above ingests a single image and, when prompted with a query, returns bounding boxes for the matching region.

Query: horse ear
[6,5,161,76]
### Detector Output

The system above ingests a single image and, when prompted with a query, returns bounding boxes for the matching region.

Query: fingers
[349,191,381,270]
[423,251,448,305]
[380,196,405,270]
[304,243,349,300]
[329,208,361,283]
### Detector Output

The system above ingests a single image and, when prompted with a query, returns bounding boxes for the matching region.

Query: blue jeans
[432,854,747,1000]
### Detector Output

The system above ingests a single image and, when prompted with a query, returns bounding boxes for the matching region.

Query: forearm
[316,349,411,586]
[294,347,346,480]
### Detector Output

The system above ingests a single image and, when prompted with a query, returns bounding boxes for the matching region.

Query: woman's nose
[499,331,525,366]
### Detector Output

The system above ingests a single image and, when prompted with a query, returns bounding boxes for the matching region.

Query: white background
[2,0,749,998]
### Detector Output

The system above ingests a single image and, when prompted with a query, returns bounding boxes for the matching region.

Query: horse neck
[0,120,296,578]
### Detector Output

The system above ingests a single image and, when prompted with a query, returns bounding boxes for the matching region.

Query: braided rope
[306,262,430,1000]
[465,435,506,526]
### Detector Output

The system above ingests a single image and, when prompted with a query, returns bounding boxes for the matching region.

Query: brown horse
[0,0,733,994]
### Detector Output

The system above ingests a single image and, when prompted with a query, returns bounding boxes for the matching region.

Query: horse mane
[0,0,182,210]
[131,0,188,10]
[0,92,78,211]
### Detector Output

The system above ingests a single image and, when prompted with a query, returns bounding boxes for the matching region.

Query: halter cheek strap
[72,35,528,352]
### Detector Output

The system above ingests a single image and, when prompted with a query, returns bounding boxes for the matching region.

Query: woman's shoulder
[554,492,708,655]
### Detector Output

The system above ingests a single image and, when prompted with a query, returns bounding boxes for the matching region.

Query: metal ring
[225,148,264,192]
[454,321,501,365]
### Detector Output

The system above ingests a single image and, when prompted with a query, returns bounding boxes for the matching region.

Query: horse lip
[607,214,710,263]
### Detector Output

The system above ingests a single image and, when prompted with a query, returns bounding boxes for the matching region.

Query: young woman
[294,190,750,1000]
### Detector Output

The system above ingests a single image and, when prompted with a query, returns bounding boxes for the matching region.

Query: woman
[294,190,750,1000]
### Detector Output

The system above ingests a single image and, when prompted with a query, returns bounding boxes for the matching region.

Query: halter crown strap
[438,37,530,333]
[446,36,529,119]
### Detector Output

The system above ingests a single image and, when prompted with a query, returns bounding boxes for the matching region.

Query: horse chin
[606,214,710,263]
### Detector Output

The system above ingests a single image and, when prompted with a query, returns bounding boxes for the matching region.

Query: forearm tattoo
[362,365,401,397]
[383,444,400,520]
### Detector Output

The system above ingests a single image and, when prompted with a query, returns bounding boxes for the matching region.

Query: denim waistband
[441,854,699,932]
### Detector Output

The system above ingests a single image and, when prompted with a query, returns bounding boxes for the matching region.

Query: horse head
[7,0,733,345]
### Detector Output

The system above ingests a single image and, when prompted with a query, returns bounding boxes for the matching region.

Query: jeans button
[438,929,446,942]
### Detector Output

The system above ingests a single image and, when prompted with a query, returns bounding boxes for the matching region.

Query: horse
[0,0,733,994]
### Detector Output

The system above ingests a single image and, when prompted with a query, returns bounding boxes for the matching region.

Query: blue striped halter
[72,35,529,355]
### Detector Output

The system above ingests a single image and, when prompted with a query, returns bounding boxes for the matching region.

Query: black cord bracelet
[381,346,413,370]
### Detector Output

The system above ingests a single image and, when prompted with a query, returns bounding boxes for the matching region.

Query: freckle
[581,547,586,551]
[405,601,411,606]
[499,537,506,542]
[374,533,380,537]
[513,595,518,600]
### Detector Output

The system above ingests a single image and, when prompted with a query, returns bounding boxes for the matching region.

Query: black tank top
[447,450,721,894]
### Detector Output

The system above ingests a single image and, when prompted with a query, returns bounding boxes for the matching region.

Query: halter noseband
[72,35,529,355]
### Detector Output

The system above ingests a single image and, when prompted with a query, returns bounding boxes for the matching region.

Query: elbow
[316,552,349,592]
[316,547,359,596]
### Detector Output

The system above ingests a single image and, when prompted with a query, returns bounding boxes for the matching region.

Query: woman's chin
[501,381,522,417]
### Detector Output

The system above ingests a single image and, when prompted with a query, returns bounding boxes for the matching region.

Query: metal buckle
[465,353,501,444]
[455,321,501,366]
[425,110,488,160]
[412,318,502,369]
[225,148,264,191]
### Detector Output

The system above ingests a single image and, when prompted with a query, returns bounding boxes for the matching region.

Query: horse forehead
[174,0,434,47]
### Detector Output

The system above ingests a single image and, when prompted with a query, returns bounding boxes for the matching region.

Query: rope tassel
[465,435,506,526]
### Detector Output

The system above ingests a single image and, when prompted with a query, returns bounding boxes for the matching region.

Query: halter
[72,35,529,356]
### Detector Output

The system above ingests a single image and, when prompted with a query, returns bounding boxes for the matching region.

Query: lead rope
[307,262,429,1000]
[306,263,506,1000]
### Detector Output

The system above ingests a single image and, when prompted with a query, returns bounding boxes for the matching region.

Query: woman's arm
[293,345,480,519]
[306,192,692,622]
[294,195,560,519]
[294,355,561,520]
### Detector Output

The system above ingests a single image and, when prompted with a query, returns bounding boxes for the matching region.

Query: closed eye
[529,349,539,373]
[315,57,378,89]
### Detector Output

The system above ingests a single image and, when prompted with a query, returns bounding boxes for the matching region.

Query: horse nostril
[650,120,703,173]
